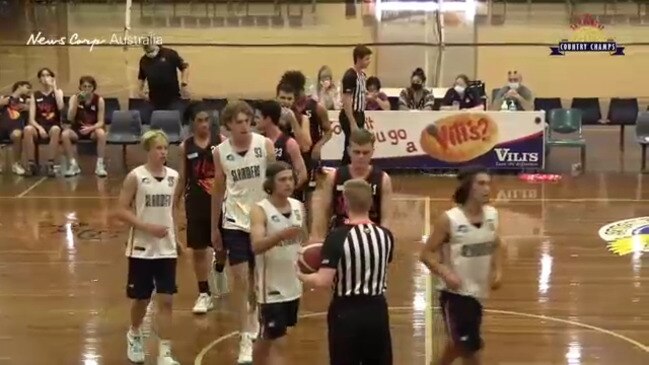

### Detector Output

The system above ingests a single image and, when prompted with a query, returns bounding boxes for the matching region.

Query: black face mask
[411,83,423,91]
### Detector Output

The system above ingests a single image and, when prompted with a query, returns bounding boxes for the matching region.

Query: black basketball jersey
[0,95,28,126]
[34,90,60,126]
[303,97,323,148]
[184,133,221,219]
[330,165,383,228]
[274,133,292,165]
[74,93,99,128]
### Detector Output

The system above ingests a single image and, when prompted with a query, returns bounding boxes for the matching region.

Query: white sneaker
[64,162,81,177]
[11,162,25,176]
[192,293,213,314]
[237,333,254,364]
[157,354,180,365]
[95,161,107,177]
[126,330,145,363]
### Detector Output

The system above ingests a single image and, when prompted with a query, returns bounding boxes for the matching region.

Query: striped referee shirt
[342,68,367,112]
[321,222,394,297]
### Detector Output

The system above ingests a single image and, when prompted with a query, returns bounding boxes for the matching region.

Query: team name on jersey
[231,165,261,182]
[460,241,496,257]
[337,183,378,195]
[145,194,172,207]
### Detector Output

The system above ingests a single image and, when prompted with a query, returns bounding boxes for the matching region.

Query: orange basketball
[298,243,323,274]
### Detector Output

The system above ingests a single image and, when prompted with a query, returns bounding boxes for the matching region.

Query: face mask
[411,83,423,91]
[508,82,520,90]
[454,85,465,94]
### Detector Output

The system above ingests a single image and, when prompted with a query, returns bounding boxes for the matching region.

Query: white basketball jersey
[436,205,498,300]
[255,198,304,304]
[125,165,179,259]
[218,133,268,232]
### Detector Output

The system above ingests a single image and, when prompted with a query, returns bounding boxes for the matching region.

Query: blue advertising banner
[321,110,546,171]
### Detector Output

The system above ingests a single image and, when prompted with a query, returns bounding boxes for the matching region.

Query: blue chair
[103,97,121,125]
[150,110,182,145]
[107,110,142,170]
[570,97,601,125]
[128,98,153,125]
[635,111,649,172]
[534,97,562,123]
[546,108,587,171]
[608,98,639,151]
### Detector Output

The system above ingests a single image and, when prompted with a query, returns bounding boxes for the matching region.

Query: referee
[339,45,372,165]
[298,178,394,365]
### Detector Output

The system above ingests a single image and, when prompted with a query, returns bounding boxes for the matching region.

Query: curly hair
[279,70,306,93]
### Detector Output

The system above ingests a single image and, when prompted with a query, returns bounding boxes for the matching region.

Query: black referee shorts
[339,110,366,166]
[327,295,392,365]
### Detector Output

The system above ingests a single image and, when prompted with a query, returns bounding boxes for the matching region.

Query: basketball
[298,243,323,274]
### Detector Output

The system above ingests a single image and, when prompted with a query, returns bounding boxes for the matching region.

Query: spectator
[398,68,435,111]
[62,76,107,178]
[25,67,65,177]
[491,71,533,111]
[138,40,189,110]
[314,65,340,111]
[0,81,31,175]
[365,76,390,111]
[440,74,483,111]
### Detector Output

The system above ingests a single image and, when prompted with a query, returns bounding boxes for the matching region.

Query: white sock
[70,158,77,166]
[159,339,171,356]
[97,157,104,165]
[129,327,141,337]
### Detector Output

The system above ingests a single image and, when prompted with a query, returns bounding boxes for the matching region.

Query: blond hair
[221,99,254,130]
[343,178,373,214]
[141,129,169,151]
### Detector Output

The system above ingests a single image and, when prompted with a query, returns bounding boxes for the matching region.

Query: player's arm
[341,72,359,130]
[28,96,40,128]
[289,112,312,153]
[66,95,78,123]
[309,170,334,241]
[420,213,458,286]
[491,227,504,290]
[264,137,276,163]
[311,104,332,159]
[174,142,186,208]
[211,148,226,233]
[0,96,9,107]
[112,173,146,230]
[171,176,187,254]
[287,138,307,188]
[380,172,393,229]
[53,87,64,112]
[298,228,343,288]
[95,96,105,129]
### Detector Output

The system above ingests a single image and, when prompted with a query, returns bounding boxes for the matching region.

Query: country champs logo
[550,14,624,56]
[598,217,649,256]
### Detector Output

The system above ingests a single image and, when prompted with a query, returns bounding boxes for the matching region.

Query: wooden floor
[0,151,647,365]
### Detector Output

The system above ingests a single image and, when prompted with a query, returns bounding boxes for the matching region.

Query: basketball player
[175,102,228,315]
[275,82,312,153]
[25,67,64,177]
[211,100,275,364]
[250,161,307,365]
[420,166,504,365]
[310,128,393,241]
[278,70,333,216]
[112,130,183,365]
[257,99,308,191]
[62,76,108,177]
[0,81,31,175]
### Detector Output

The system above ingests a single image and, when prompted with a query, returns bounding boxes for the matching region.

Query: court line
[15,177,46,198]
[193,306,648,365]
[1,195,649,203]
[423,197,432,365]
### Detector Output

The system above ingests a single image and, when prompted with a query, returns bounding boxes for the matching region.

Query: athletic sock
[214,262,225,273]
[198,281,210,295]
[158,339,172,357]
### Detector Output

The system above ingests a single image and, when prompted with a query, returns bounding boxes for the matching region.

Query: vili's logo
[494,148,539,163]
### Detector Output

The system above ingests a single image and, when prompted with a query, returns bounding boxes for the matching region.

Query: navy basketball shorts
[258,299,300,340]
[186,216,212,250]
[439,290,484,353]
[222,228,255,267]
[126,257,178,300]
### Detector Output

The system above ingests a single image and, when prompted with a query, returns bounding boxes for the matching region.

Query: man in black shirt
[298,178,395,365]
[175,102,228,315]
[138,42,189,110]
[340,45,372,165]
[310,128,392,241]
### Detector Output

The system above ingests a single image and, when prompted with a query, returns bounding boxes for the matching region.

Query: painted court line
[193,306,648,365]
[15,177,46,198]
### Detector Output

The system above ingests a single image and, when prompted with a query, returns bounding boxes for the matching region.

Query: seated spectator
[62,76,107,178]
[25,67,65,177]
[440,74,483,111]
[365,76,390,111]
[0,81,31,175]
[398,68,435,111]
[313,65,340,110]
[491,71,533,111]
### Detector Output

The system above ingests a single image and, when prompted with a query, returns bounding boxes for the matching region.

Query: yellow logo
[550,14,624,56]
[598,217,649,256]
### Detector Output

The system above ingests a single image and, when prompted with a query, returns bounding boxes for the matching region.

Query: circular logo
[598,217,649,256]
